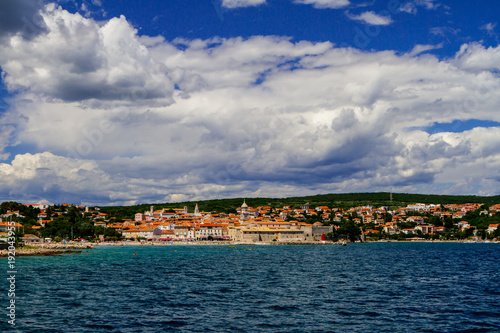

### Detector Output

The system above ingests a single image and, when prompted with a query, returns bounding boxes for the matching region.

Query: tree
[383,213,393,222]
[444,217,454,229]
[94,226,105,236]
[338,220,361,242]
[104,227,122,240]
[77,221,95,238]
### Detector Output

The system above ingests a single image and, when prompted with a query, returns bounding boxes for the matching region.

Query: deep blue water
[2,243,500,332]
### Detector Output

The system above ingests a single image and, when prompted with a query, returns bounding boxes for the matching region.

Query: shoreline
[0,243,93,257]
[1,239,496,257]
[94,240,348,246]
[93,239,498,246]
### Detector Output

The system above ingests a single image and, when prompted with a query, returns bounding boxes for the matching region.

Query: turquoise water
[2,243,500,332]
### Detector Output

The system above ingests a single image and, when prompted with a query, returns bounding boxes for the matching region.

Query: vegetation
[97,192,500,220]
[327,220,361,242]
[2,192,499,243]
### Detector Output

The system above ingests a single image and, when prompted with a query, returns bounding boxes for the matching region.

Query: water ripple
[2,243,500,332]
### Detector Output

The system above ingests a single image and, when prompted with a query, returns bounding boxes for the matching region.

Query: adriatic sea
[2,242,500,332]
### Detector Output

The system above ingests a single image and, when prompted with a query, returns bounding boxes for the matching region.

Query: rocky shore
[38,243,94,250]
[0,243,93,257]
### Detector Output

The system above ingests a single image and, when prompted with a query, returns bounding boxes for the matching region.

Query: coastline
[1,239,496,257]
[0,243,93,257]
[94,239,498,246]
[94,240,348,246]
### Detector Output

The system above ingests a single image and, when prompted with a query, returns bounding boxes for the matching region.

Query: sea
[2,242,500,332]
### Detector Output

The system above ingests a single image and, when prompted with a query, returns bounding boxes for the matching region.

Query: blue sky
[0,0,499,205]
[55,0,499,55]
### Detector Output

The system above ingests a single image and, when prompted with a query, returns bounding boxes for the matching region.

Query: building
[21,234,43,244]
[415,225,434,234]
[197,224,225,239]
[240,201,249,222]
[487,224,499,234]
[232,227,304,243]
[301,222,332,241]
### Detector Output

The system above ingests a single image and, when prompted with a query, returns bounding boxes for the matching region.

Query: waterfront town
[1,198,500,246]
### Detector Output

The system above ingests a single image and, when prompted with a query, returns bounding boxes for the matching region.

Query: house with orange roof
[0,222,23,231]
[452,212,466,219]
[315,206,330,212]
[94,221,106,229]
[232,226,304,243]
[415,225,434,234]
[434,226,445,233]
[197,223,225,239]
[94,213,109,220]
[173,225,195,240]
[3,210,24,218]
[154,229,175,240]
[489,204,500,212]
[401,228,415,235]
[457,221,470,230]
[362,215,374,224]
[487,224,499,234]
[406,216,424,224]
[382,224,398,234]
[122,228,141,239]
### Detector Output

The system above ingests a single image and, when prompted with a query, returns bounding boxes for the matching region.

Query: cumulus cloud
[346,11,393,25]
[0,4,175,104]
[293,0,350,9]
[0,0,47,41]
[454,43,500,72]
[1,6,500,204]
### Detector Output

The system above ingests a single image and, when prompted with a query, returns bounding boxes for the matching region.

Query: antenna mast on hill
[390,187,393,203]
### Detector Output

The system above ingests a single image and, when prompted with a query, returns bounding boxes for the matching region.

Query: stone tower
[240,200,249,221]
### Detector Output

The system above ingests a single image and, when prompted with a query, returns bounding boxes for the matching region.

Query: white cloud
[416,0,440,10]
[480,22,497,36]
[454,43,500,72]
[430,26,460,37]
[223,0,351,10]
[0,4,175,105]
[0,6,500,204]
[293,0,350,9]
[400,0,440,14]
[407,43,443,56]
[222,0,267,9]
[346,11,393,25]
[400,3,417,14]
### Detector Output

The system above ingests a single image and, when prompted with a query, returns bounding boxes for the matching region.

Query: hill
[97,192,500,220]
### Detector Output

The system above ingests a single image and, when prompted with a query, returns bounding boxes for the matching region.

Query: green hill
[97,192,500,220]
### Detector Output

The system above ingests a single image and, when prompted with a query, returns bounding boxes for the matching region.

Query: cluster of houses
[108,202,332,242]
[94,201,500,242]
[1,201,499,243]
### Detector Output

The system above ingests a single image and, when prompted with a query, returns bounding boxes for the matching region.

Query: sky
[0,0,499,206]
